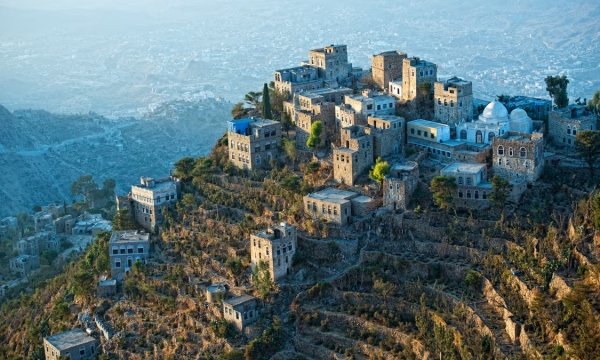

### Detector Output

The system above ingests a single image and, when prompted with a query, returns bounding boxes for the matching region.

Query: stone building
[492,132,544,182]
[273,65,323,94]
[372,50,407,91]
[53,215,77,234]
[455,101,510,144]
[365,115,404,159]
[441,162,492,207]
[97,277,117,298]
[400,57,437,101]
[292,91,338,150]
[227,117,282,170]
[109,230,150,281]
[206,283,227,303]
[223,295,258,331]
[250,223,297,282]
[434,77,474,125]
[383,162,420,211]
[333,126,374,185]
[116,176,180,234]
[304,188,359,225]
[10,255,40,276]
[44,329,99,360]
[503,96,552,121]
[548,105,598,147]
[308,44,350,84]
[365,90,396,116]
[407,119,451,144]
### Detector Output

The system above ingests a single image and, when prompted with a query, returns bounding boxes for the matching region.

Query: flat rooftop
[224,294,255,307]
[306,188,358,204]
[133,179,177,191]
[249,118,280,128]
[346,95,372,103]
[442,162,486,173]
[352,195,373,203]
[370,115,403,122]
[309,87,352,95]
[506,135,531,142]
[110,230,149,244]
[443,77,470,86]
[408,119,449,129]
[45,329,95,350]
[335,147,356,154]
[391,163,418,171]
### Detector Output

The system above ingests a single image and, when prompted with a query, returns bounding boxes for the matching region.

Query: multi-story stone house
[548,105,598,147]
[292,91,337,150]
[308,44,351,84]
[434,77,474,125]
[383,162,419,211]
[441,162,492,206]
[223,295,258,331]
[333,126,374,185]
[44,329,99,360]
[364,90,396,116]
[273,65,323,95]
[116,176,180,234]
[372,50,407,91]
[400,57,437,101]
[365,115,404,158]
[10,255,40,276]
[492,132,544,182]
[250,223,297,282]
[304,188,358,225]
[109,230,150,281]
[227,117,282,170]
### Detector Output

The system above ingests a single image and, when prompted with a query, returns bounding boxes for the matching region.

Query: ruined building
[492,132,544,182]
[333,126,374,185]
[227,117,282,170]
[383,162,419,211]
[365,115,404,158]
[434,77,474,125]
[548,105,598,147]
[372,50,407,91]
[109,230,150,281]
[116,176,181,234]
[250,223,297,282]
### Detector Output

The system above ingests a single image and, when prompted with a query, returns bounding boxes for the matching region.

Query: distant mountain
[0,99,232,217]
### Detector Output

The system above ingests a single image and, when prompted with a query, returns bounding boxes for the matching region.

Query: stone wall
[492,132,544,182]
[548,109,598,147]
[433,79,473,125]
[372,51,406,91]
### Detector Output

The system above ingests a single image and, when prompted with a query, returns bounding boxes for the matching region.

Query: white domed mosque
[455,101,533,144]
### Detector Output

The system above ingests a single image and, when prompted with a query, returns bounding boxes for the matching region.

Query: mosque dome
[480,101,509,123]
[509,108,533,134]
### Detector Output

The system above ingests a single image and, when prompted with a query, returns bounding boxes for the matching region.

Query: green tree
[71,175,99,201]
[244,91,262,111]
[429,176,457,211]
[488,175,512,209]
[102,178,116,198]
[281,111,294,136]
[369,157,390,193]
[261,83,272,119]
[112,209,135,231]
[545,75,569,109]
[306,121,323,152]
[587,91,600,114]
[373,279,397,305]
[280,138,297,169]
[226,257,244,285]
[72,271,95,301]
[182,193,195,210]
[418,81,432,98]
[174,157,195,180]
[40,250,58,264]
[575,130,600,178]
[253,260,273,299]
[218,350,244,360]
[32,205,42,213]
[231,102,248,119]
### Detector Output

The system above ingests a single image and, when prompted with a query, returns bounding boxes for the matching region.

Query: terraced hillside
[1,138,599,360]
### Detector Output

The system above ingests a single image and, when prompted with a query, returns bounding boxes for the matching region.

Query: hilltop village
[1,44,600,360]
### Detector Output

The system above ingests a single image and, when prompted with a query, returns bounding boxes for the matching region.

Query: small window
[115,260,121,268]
[458,177,464,185]
[520,147,527,158]
[411,128,415,134]
[458,190,463,198]
[138,246,144,254]
[497,146,504,156]
[80,347,86,356]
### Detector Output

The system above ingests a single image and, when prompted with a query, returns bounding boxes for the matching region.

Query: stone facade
[441,162,492,208]
[334,126,374,185]
[548,105,598,147]
[116,176,180,234]
[372,50,407,91]
[273,65,323,95]
[350,196,378,217]
[250,223,297,282]
[401,57,437,101]
[97,278,117,298]
[295,102,336,150]
[383,162,419,211]
[492,132,544,182]
[227,117,282,170]
[434,77,474,125]
[304,188,359,225]
[365,115,404,159]
[223,295,258,331]
[44,329,99,360]
[308,44,350,83]
[109,230,150,281]
[10,255,40,276]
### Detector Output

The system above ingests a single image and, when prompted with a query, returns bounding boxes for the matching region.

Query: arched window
[138,245,144,254]
[488,132,495,142]
[127,245,133,254]
[482,191,487,199]
[474,191,479,199]
[267,152,272,161]
[497,146,504,155]
[525,161,530,169]
[573,127,577,136]
[231,141,235,148]
[458,190,463,198]
[460,130,467,140]
[256,155,261,164]
[458,177,464,184]
[450,100,454,108]
[567,125,571,135]
[112,246,118,255]
[466,190,472,199]
[120,246,126,254]
[520,147,527,158]
[476,130,483,143]
[466,177,472,185]
[271,140,277,149]
[509,148,514,156]
[288,242,292,251]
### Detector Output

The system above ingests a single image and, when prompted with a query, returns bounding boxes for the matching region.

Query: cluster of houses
[227,44,599,213]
